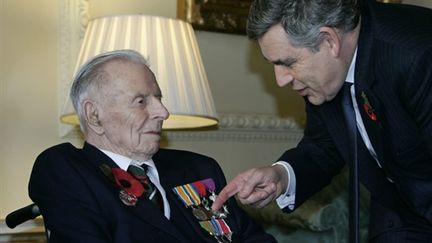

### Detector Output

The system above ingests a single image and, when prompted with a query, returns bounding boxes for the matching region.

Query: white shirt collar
[99,149,155,171]
[345,47,357,84]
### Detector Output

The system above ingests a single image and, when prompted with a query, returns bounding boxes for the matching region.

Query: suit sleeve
[404,47,432,154]
[397,46,432,222]
[278,101,346,212]
[28,145,112,243]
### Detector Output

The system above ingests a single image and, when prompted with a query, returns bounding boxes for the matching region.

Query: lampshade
[61,15,218,130]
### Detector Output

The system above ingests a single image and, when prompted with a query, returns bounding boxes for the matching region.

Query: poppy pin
[361,92,377,121]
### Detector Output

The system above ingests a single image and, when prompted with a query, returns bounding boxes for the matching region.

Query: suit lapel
[355,87,386,162]
[128,197,190,242]
[354,8,386,163]
[159,165,216,242]
[81,143,190,242]
[319,97,352,164]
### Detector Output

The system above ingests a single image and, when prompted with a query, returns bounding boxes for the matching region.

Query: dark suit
[29,142,276,243]
[279,1,432,240]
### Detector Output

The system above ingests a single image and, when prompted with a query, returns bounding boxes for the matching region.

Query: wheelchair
[5,203,49,241]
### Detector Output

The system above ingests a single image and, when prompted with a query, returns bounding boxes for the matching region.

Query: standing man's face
[95,60,169,160]
[258,24,347,105]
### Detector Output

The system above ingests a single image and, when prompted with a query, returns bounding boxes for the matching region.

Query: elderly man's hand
[211,164,288,211]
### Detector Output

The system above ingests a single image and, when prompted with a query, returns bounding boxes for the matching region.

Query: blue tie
[341,83,359,243]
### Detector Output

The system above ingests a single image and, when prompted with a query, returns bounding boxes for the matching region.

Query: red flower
[363,103,377,121]
[361,91,378,121]
[112,168,145,197]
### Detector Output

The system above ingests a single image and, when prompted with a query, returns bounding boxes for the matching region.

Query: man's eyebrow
[272,57,297,66]
[263,55,297,66]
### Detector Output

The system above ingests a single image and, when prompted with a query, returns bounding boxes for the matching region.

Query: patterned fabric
[128,163,163,209]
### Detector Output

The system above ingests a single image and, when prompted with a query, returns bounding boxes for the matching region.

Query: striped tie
[127,163,163,209]
[341,82,359,243]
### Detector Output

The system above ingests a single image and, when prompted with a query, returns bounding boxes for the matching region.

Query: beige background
[1,0,430,221]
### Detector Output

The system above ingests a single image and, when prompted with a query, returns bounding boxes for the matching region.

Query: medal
[192,206,212,221]
[209,191,229,219]
[119,189,138,206]
[199,218,232,243]
[201,178,229,218]
[172,178,233,242]
[173,181,211,220]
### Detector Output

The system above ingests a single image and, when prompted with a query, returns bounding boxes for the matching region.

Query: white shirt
[100,149,171,219]
[276,48,386,209]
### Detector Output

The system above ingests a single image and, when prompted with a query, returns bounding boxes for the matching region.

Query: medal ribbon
[217,218,231,235]
[172,185,194,207]
[202,178,215,192]
[199,221,216,235]
[210,218,222,236]
[192,180,207,197]
[173,178,232,242]
[184,184,201,205]
[173,182,203,207]
[199,218,232,237]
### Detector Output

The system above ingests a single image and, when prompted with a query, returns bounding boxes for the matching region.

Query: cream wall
[0,0,303,219]
[1,0,66,218]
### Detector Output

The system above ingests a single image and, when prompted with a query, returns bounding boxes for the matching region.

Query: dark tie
[341,83,359,243]
[127,163,163,209]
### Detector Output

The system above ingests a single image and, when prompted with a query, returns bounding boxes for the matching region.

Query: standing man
[212,0,432,242]
[29,49,276,243]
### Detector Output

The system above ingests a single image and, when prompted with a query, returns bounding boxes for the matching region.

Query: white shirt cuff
[273,161,296,210]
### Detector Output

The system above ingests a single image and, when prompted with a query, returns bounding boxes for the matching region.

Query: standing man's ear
[319,26,342,57]
[83,100,103,135]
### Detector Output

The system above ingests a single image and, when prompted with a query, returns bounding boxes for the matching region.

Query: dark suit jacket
[279,1,432,238]
[29,142,276,243]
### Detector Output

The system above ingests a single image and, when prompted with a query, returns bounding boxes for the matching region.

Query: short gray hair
[70,49,149,128]
[247,0,361,51]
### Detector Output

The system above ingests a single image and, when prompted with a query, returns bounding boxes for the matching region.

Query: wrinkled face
[96,60,169,160]
[258,24,346,105]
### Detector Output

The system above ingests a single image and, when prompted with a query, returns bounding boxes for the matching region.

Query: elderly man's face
[96,60,169,160]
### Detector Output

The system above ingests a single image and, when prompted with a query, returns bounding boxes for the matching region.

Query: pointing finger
[211,181,240,211]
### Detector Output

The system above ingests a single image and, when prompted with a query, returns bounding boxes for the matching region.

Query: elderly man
[29,49,276,243]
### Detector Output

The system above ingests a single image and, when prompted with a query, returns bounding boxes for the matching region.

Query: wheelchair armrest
[6,203,41,229]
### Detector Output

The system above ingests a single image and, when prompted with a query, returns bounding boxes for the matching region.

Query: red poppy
[363,103,377,121]
[112,168,145,197]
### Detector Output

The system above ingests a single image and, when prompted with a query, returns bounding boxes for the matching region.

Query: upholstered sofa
[243,167,370,243]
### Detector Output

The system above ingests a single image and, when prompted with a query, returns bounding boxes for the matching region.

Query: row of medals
[192,192,232,243]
